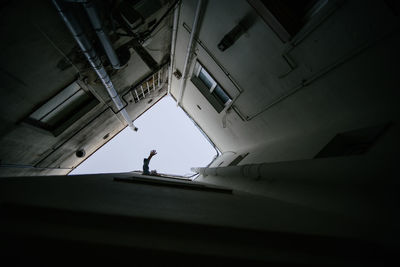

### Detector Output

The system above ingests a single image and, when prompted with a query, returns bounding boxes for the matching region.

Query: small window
[191,62,232,113]
[24,81,99,136]
[198,68,214,89]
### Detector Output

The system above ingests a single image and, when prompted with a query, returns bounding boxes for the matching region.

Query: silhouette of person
[143,150,157,175]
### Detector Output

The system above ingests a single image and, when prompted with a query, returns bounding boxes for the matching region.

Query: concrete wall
[0,0,172,176]
[0,172,364,238]
[195,117,399,248]
[169,0,399,252]
[0,172,392,264]
[171,0,400,164]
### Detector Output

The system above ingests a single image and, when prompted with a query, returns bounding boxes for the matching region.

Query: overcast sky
[69,95,217,176]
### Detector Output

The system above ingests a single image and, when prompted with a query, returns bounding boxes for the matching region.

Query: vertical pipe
[177,0,202,106]
[168,2,180,95]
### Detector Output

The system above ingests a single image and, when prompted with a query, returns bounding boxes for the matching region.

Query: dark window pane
[25,82,99,136]
[213,85,231,104]
[198,68,214,89]
[191,76,224,113]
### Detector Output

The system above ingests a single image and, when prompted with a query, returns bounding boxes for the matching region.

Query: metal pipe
[167,2,180,95]
[63,0,121,69]
[177,0,203,106]
[193,157,383,186]
[82,0,121,69]
[53,0,137,131]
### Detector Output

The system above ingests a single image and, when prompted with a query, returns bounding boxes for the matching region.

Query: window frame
[191,62,232,113]
[23,81,99,137]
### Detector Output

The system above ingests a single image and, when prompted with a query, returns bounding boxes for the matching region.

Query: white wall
[0,172,381,242]
[171,0,400,248]
[171,0,400,164]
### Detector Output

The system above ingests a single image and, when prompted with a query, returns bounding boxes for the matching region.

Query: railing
[129,67,166,104]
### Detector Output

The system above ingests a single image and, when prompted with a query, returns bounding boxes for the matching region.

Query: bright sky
[69,95,217,176]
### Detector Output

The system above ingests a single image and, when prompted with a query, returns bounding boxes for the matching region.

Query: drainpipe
[167,2,180,95]
[177,0,203,106]
[53,0,137,131]
[82,0,121,69]
[193,157,381,185]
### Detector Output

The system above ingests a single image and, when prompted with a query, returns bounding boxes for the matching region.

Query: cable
[33,23,81,74]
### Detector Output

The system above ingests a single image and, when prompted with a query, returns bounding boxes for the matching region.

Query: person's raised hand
[150,150,157,156]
